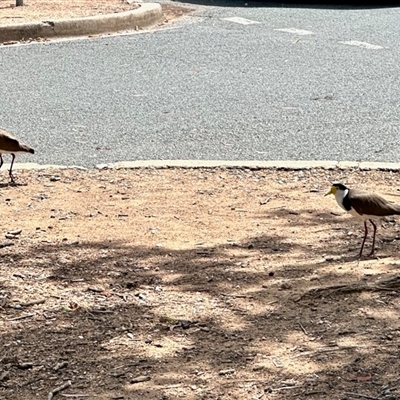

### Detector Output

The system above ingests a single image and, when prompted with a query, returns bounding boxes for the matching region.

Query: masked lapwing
[325,183,400,257]
[0,128,35,183]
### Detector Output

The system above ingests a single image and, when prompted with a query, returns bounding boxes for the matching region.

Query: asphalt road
[0,1,400,167]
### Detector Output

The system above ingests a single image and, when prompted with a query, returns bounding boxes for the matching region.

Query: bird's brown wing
[0,129,32,153]
[349,189,400,216]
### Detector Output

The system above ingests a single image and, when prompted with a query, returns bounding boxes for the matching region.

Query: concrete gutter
[7,160,400,171]
[0,3,162,43]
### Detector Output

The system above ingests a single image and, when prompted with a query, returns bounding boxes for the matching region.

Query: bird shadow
[0,181,27,188]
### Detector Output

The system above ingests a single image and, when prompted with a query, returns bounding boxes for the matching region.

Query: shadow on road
[172,0,400,9]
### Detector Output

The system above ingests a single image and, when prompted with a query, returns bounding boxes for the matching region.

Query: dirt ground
[0,166,400,399]
[0,0,191,27]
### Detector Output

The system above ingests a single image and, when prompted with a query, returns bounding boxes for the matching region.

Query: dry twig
[295,275,400,302]
[270,386,303,391]
[21,299,46,307]
[7,313,35,321]
[298,322,308,335]
[293,345,359,358]
[48,380,71,400]
[221,293,254,299]
[344,392,380,400]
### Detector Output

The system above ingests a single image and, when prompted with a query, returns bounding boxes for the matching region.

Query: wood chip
[131,375,151,384]
[0,242,15,248]
[21,299,46,307]
[272,357,283,367]
[218,369,235,375]
[7,229,22,236]
[18,362,34,370]
[54,361,68,371]
[87,287,105,293]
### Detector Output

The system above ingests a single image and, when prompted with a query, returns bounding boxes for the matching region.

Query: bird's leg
[9,153,15,184]
[367,219,377,257]
[359,221,368,257]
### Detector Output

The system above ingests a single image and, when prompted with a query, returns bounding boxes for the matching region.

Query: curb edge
[0,3,162,43]
[7,160,400,171]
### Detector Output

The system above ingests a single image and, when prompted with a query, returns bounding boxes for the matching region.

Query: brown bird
[0,128,35,183]
[325,183,400,257]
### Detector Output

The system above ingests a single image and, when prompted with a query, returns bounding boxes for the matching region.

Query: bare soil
[0,0,191,27]
[0,166,400,399]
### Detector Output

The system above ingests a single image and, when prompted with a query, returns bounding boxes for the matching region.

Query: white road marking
[222,17,260,25]
[339,40,383,50]
[275,28,314,35]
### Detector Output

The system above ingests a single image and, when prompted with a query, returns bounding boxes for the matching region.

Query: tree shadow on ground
[1,233,400,398]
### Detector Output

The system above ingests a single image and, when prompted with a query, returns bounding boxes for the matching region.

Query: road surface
[0,1,399,166]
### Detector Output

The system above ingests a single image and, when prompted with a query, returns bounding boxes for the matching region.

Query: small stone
[180,320,192,329]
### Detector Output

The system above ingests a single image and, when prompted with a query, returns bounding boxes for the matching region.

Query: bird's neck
[335,189,349,211]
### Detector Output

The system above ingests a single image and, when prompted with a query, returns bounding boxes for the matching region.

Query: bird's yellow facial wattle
[325,186,337,196]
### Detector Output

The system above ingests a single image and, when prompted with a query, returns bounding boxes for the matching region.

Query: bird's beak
[325,188,333,197]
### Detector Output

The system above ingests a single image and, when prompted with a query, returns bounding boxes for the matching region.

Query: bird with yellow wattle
[326,183,400,257]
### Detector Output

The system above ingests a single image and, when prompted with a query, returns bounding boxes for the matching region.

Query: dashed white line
[339,40,384,50]
[221,17,260,25]
[275,28,314,35]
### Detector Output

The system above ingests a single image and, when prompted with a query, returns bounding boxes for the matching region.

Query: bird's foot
[9,172,15,185]
[358,251,375,259]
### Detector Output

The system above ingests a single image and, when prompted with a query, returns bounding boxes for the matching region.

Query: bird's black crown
[332,183,348,191]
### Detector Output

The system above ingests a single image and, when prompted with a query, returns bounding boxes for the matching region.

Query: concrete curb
[0,3,162,43]
[6,160,400,171]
